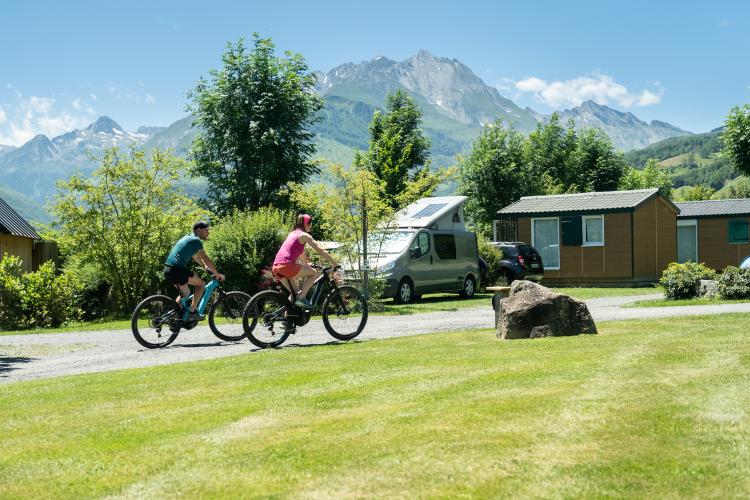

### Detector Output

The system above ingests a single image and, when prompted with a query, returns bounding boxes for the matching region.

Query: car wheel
[459,275,476,298]
[394,278,414,304]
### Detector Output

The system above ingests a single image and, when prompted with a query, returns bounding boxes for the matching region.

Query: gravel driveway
[3,293,750,384]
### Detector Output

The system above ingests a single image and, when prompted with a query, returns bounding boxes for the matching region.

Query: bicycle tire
[131,295,181,349]
[208,290,250,341]
[242,290,292,349]
[321,285,368,341]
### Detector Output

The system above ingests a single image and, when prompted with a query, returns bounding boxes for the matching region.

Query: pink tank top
[274,229,305,265]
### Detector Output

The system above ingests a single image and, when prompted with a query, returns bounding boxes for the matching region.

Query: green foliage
[477,234,503,286]
[618,159,673,198]
[53,148,207,312]
[188,35,323,215]
[717,266,750,299]
[722,104,750,177]
[675,185,716,201]
[366,90,433,208]
[203,207,290,294]
[458,121,529,236]
[659,262,717,300]
[0,254,80,330]
[717,177,750,199]
[64,258,112,321]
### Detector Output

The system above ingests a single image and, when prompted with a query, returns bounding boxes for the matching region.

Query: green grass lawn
[628,297,750,308]
[2,314,749,497]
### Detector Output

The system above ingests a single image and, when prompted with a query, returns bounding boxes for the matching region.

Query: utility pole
[362,189,369,300]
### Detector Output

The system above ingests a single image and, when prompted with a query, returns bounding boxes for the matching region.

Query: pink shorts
[272,262,301,279]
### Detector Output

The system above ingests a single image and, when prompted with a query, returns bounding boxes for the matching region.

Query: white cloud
[145,94,156,104]
[0,93,96,146]
[90,93,98,101]
[513,73,663,109]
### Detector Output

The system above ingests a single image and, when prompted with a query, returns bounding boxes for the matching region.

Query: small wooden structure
[674,199,750,270]
[496,189,678,286]
[487,285,511,329]
[0,197,44,272]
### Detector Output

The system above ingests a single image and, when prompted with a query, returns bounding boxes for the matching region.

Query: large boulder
[496,281,597,339]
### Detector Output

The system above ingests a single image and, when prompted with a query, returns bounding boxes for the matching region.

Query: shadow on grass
[0,356,36,377]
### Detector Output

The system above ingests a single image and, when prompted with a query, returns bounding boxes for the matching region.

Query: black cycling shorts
[164,265,194,286]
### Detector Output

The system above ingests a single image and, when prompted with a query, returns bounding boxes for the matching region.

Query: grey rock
[496,280,597,339]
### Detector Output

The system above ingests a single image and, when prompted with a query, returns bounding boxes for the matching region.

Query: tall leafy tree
[53,148,206,311]
[458,121,529,235]
[618,159,673,198]
[525,114,578,190]
[722,104,750,176]
[367,90,432,208]
[573,128,627,192]
[188,35,322,215]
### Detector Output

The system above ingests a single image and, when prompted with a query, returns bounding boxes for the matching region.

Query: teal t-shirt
[165,234,204,267]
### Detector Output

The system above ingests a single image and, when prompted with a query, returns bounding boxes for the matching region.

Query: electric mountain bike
[242,264,368,349]
[131,269,250,349]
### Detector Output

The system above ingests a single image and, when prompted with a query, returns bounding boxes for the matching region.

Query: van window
[410,232,431,258]
[434,234,457,260]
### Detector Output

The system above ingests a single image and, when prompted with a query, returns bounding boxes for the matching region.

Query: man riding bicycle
[272,214,337,309]
[164,220,225,321]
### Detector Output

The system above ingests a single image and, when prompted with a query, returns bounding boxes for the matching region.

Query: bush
[204,207,291,293]
[0,254,81,330]
[64,260,113,321]
[659,262,716,300]
[477,234,503,287]
[717,266,750,299]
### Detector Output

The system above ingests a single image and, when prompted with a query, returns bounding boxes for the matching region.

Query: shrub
[717,266,750,299]
[204,207,291,293]
[477,234,503,287]
[659,262,716,300]
[64,259,113,321]
[0,254,81,330]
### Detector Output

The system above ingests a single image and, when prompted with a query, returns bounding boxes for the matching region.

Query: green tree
[188,35,322,215]
[571,128,626,192]
[618,159,673,198]
[722,104,750,176]
[367,90,432,208]
[678,185,716,201]
[458,121,529,235]
[53,148,206,311]
[719,177,750,199]
[525,114,578,191]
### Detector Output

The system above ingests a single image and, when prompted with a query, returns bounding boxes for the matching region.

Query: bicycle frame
[279,266,349,319]
[179,278,221,320]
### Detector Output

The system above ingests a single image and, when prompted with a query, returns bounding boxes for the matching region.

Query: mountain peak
[87,116,123,134]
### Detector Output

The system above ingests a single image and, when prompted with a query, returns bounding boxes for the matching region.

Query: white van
[369,196,480,303]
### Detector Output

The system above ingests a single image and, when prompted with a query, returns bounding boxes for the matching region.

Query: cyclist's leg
[186,275,205,312]
[295,263,319,300]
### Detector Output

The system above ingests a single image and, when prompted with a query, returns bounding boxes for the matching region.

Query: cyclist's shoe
[187,310,204,322]
[294,298,312,310]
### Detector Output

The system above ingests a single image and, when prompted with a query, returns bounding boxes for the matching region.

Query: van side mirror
[410,247,421,259]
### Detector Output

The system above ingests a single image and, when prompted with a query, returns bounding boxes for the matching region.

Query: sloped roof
[498,188,675,216]
[675,198,750,218]
[0,197,41,239]
[397,196,467,228]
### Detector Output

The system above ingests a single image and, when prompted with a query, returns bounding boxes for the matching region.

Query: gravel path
[3,293,750,384]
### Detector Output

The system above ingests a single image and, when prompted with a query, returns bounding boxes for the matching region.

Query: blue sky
[0,0,747,146]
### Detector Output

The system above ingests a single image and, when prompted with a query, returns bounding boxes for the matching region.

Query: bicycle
[131,269,250,349]
[242,264,368,349]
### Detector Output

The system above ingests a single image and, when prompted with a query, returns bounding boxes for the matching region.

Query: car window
[434,234,457,260]
[410,231,431,257]
[501,245,518,257]
[518,245,534,257]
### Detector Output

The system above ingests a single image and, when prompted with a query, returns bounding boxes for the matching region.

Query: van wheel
[460,275,476,298]
[394,278,414,304]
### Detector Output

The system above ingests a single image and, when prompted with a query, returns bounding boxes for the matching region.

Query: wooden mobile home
[674,199,750,270]
[0,197,42,272]
[495,188,678,286]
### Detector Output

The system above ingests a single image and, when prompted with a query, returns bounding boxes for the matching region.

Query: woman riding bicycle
[272,214,337,309]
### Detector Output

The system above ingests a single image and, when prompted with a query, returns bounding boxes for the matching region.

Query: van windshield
[368,231,415,255]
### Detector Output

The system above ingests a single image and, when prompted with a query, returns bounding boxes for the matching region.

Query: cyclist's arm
[193,249,225,281]
[300,233,337,267]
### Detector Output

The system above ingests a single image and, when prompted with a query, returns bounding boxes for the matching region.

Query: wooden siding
[517,212,633,282]
[0,234,33,272]
[633,197,677,280]
[695,217,750,270]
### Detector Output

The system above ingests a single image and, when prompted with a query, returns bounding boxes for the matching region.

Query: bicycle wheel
[131,295,181,349]
[321,285,368,341]
[242,290,292,349]
[208,290,250,341]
